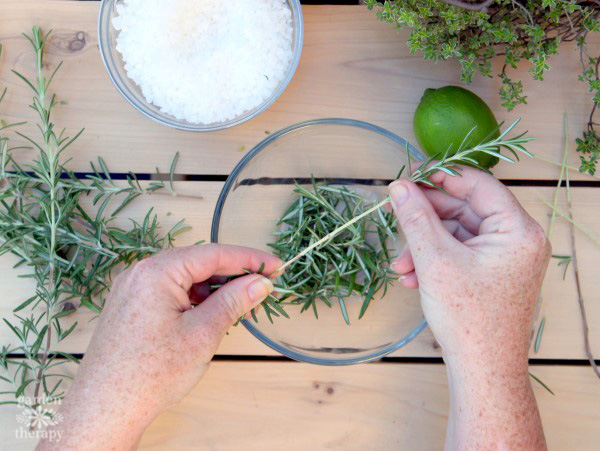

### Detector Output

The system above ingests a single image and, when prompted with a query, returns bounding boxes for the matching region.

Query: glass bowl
[98,0,304,131]
[212,119,427,365]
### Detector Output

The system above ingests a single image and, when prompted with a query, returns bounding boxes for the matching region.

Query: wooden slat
[0,182,598,359]
[0,362,598,450]
[1,1,598,180]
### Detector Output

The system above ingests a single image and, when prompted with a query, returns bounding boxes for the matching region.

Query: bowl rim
[211,118,428,365]
[98,0,304,132]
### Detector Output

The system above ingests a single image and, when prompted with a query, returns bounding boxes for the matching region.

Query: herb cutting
[0,28,193,407]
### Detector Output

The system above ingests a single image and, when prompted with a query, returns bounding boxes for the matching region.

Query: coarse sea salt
[112,0,294,124]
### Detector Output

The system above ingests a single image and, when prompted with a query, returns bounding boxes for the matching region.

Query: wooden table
[1,1,599,449]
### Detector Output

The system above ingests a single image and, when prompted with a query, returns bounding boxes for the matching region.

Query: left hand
[38,244,280,450]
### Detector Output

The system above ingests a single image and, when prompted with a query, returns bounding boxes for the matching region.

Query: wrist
[40,378,158,450]
[443,347,532,416]
[444,349,530,379]
[440,330,531,380]
[443,352,544,450]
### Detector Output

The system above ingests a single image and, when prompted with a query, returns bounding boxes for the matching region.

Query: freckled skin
[37,245,279,451]
[38,167,548,450]
[389,167,549,451]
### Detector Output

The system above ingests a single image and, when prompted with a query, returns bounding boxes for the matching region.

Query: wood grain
[0,1,598,180]
[0,182,598,359]
[0,362,598,450]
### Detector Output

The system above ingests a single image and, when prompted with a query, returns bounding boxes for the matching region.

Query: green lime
[413,86,500,169]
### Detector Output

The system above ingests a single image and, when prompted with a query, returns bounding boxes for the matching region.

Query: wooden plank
[0,362,598,450]
[0,182,598,359]
[1,1,598,180]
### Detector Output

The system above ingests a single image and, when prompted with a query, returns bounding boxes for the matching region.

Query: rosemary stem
[533,155,600,181]
[540,197,600,247]
[271,196,392,276]
[547,114,570,239]
[32,27,59,405]
[565,167,600,379]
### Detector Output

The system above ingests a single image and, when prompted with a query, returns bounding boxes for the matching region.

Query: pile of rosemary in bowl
[268,181,399,325]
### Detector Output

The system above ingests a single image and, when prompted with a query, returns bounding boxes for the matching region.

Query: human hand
[388,167,549,450]
[38,244,280,451]
[388,166,550,369]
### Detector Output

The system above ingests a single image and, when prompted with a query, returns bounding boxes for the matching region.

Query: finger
[141,244,282,292]
[422,188,482,236]
[187,274,274,333]
[391,217,474,273]
[424,166,525,233]
[399,271,419,289]
[388,179,456,267]
[442,219,476,242]
[391,246,414,275]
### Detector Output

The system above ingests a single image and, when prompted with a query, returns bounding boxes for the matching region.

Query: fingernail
[247,277,274,301]
[389,181,409,207]
[390,262,400,274]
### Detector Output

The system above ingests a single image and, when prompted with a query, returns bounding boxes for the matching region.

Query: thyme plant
[0,28,191,408]
[365,0,600,175]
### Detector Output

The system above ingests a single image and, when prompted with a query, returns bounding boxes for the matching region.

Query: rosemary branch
[273,118,533,276]
[0,28,192,408]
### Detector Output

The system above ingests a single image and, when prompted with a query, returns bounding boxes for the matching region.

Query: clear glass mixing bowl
[98,0,304,131]
[212,119,427,365]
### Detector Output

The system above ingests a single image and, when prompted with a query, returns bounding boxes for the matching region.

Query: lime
[413,86,500,169]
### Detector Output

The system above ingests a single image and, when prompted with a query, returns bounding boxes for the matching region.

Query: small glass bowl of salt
[98,0,303,131]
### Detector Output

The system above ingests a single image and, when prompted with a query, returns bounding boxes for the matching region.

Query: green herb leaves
[269,181,398,325]
[0,28,190,408]
[365,0,599,174]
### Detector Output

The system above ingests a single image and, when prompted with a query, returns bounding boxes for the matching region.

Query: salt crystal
[113,0,294,124]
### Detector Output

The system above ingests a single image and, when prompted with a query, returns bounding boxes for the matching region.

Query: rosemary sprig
[274,118,533,276]
[264,119,533,323]
[0,28,191,408]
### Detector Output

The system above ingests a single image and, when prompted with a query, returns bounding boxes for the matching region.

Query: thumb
[388,180,453,266]
[188,274,274,333]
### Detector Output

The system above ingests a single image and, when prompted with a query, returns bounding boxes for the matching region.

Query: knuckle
[112,267,129,287]
[400,208,428,232]
[128,258,151,279]
[125,257,161,287]
[516,221,551,262]
[221,290,246,322]
[528,222,549,250]
[199,243,218,256]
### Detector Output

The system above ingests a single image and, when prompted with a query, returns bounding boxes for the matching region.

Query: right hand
[388,166,551,372]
